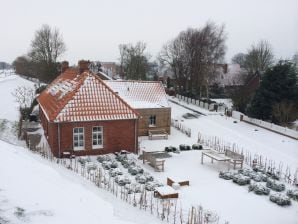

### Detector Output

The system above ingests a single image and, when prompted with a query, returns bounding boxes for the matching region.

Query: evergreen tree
[247,61,298,124]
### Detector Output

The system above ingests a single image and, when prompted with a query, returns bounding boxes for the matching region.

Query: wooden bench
[225,149,244,169]
[201,149,231,165]
[148,129,168,140]
[142,151,165,172]
[167,177,189,187]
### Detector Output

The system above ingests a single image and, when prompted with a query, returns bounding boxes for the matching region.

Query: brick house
[37,61,139,157]
[105,80,171,136]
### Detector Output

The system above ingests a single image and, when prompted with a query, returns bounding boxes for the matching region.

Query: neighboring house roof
[97,71,113,80]
[104,80,170,109]
[213,64,244,87]
[37,68,138,122]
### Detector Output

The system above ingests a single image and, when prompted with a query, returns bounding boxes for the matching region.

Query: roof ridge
[106,80,162,83]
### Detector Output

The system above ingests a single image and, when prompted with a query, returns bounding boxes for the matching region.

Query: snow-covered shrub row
[248,183,270,195]
[192,144,203,150]
[269,193,291,206]
[253,165,280,180]
[85,162,97,172]
[128,165,144,175]
[287,189,298,201]
[266,179,285,192]
[125,183,142,194]
[239,168,268,182]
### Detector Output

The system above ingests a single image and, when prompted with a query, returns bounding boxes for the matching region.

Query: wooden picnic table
[201,149,231,165]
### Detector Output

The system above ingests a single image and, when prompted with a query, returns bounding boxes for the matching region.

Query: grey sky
[1,0,297,65]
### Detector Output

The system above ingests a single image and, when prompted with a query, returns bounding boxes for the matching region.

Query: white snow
[0,73,36,121]
[0,140,161,224]
[139,100,298,224]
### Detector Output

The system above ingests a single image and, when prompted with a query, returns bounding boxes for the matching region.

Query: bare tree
[12,86,35,109]
[159,22,226,98]
[30,24,66,64]
[244,40,274,75]
[119,42,150,80]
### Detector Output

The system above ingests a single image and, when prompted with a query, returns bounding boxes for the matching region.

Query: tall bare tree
[159,22,226,98]
[119,42,150,80]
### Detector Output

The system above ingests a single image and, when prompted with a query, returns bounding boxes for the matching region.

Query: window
[92,126,103,149]
[73,127,84,150]
[148,115,156,127]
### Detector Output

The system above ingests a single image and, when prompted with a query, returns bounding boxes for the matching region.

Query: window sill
[92,145,103,150]
[148,125,156,128]
[73,147,84,151]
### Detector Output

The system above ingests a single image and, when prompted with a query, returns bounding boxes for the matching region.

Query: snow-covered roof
[104,80,170,109]
[38,68,138,122]
[213,64,244,86]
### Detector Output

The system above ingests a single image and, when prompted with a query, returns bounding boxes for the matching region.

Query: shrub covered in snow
[78,156,91,165]
[102,161,112,170]
[135,174,147,184]
[192,144,203,150]
[115,175,131,186]
[232,174,251,185]
[248,183,270,195]
[239,168,267,182]
[109,168,123,177]
[145,181,163,191]
[219,171,234,180]
[179,144,191,151]
[266,179,285,192]
[269,193,291,206]
[125,183,142,194]
[164,146,179,153]
[85,162,97,172]
[121,158,135,168]
[287,189,298,201]
[128,165,144,175]
[97,155,112,163]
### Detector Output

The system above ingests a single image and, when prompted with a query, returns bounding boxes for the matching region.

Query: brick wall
[137,108,171,136]
[39,111,138,157]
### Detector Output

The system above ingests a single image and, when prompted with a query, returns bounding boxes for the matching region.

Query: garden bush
[248,183,270,195]
[232,174,250,185]
[286,189,298,201]
[219,171,234,180]
[192,144,203,150]
[266,179,285,192]
[269,193,291,206]
[179,144,191,151]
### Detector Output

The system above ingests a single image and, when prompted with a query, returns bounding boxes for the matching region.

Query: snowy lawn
[139,100,298,224]
[0,140,161,224]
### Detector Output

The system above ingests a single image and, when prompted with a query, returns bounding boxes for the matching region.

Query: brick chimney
[78,60,90,73]
[61,61,69,72]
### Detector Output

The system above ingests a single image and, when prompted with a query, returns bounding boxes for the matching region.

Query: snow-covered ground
[0,140,161,224]
[0,73,36,121]
[0,73,297,224]
[139,99,298,224]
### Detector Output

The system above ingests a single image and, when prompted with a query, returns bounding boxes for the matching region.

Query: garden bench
[148,129,168,140]
[225,149,244,169]
[142,151,165,172]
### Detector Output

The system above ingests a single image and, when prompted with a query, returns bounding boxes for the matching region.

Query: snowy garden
[0,73,297,224]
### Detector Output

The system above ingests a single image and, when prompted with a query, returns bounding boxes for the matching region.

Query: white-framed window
[73,127,84,150]
[149,115,156,127]
[92,126,103,149]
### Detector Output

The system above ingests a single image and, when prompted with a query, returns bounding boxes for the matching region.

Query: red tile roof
[37,68,138,122]
[104,80,169,109]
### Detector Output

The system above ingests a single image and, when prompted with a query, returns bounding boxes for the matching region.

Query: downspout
[135,119,138,154]
[58,123,61,158]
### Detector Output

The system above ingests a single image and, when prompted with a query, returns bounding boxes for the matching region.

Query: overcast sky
[1,0,297,65]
